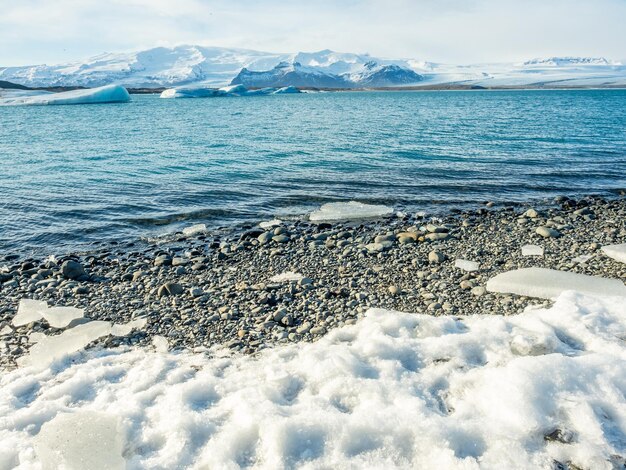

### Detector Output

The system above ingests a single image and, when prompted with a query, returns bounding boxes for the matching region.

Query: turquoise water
[1,90,625,256]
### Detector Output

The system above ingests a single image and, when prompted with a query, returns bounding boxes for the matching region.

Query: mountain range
[1,45,625,89]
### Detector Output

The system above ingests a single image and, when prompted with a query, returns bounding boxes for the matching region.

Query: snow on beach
[1,292,626,469]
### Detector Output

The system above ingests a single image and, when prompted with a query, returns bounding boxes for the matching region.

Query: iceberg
[0,84,130,106]
[486,267,626,300]
[160,84,301,99]
[309,201,394,222]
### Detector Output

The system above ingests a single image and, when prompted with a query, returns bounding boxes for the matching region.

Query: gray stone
[536,226,561,238]
[428,251,445,264]
[61,260,85,280]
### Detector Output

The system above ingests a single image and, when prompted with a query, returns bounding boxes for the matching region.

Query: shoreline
[1,194,625,369]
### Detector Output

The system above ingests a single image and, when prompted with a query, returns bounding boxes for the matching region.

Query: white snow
[309,201,394,222]
[0,85,130,106]
[2,291,626,469]
[270,272,304,283]
[486,267,626,299]
[454,259,479,272]
[522,244,544,257]
[602,244,626,264]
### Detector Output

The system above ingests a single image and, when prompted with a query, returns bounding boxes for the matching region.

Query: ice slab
[18,321,112,368]
[42,307,84,329]
[111,318,147,337]
[309,201,394,222]
[13,299,47,326]
[486,267,626,299]
[270,272,304,282]
[0,85,130,106]
[522,244,544,257]
[182,223,207,236]
[602,244,626,264]
[152,335,169,352]
[455,259,479,272]
[259,219,282,229]
[35,412,125,470]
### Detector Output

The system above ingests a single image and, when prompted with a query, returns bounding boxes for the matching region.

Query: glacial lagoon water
[1,89,625,256]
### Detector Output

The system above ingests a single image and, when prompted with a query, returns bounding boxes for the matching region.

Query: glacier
[2,291,626,469]
[2,45,625,89]
[0,84,130,106]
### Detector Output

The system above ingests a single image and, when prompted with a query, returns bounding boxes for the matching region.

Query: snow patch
[487,267,626,299]
[1,292,625,469]
[309,201,394,222]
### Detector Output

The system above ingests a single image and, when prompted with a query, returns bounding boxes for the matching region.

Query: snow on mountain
[1,47,625,89]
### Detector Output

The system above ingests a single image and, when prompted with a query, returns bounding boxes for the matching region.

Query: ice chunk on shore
[13,299,47,326]
[111,318,147,337]
[602,244,626,264]
[522,244,544,257]
[309,201,394,222]
[455,259,479,272]
[270,272,304,283]
[259,219,282,229]
[34,412,125,470]
[18,321,112,368]
[152,335,169,352]
[182,223,207,236]
[0,85,130,106]
[487,267,626,299]
[41,307,84,329]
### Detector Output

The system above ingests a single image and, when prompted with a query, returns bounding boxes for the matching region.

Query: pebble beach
[1,194,625,370]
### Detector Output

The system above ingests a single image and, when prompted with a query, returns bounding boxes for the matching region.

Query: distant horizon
[1,0,625,66]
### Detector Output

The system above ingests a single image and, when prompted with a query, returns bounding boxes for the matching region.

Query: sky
[1,0,625,66]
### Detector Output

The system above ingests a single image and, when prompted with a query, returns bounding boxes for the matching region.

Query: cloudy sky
[1,0,625,66]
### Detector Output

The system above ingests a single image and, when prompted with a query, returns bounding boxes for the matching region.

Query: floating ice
[160,84,301,99]
[34,412,125,470]
[182,223,207,236]
[487,267,626,299]
[17,321,112,368]
[41,307,84,329]
[0,85,130,106]
[522,244,544,257]
[309,201,394,222]
[2,292,626,469]
[602,244,626,264]
[454,259,479,272]
[13,299,47,326]
[270,272,304,283]
[259,219,282,229]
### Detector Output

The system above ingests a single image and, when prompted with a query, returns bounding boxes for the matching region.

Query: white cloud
[0,0,625,66]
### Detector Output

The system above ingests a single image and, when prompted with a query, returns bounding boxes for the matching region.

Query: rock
[471,286,487,297]
[257,232,274,245]
[388,285,400,296]
[523,208,539,218]
[296,322,312,334]
[425,233,449,242]
[273,234,290,243]
[189,287,204,298]
[61,260,86,280]
[426,224,448,233]
[536,226,561,238]
[310,326,326,336]
[428,251,445,264]
[365,243,385,253]
[158,282,184,297]
[154,255,172,267]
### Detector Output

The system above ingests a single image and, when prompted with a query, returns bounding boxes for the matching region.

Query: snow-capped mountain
[1,46,625,89]
[231,60,423,88]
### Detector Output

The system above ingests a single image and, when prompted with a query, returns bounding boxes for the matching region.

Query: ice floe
[309,201,394,222]
[487,267,626,299]
[0,84,130,106]
[1,291,626,469]
[160,84,301,99]
[602,244,626,264]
